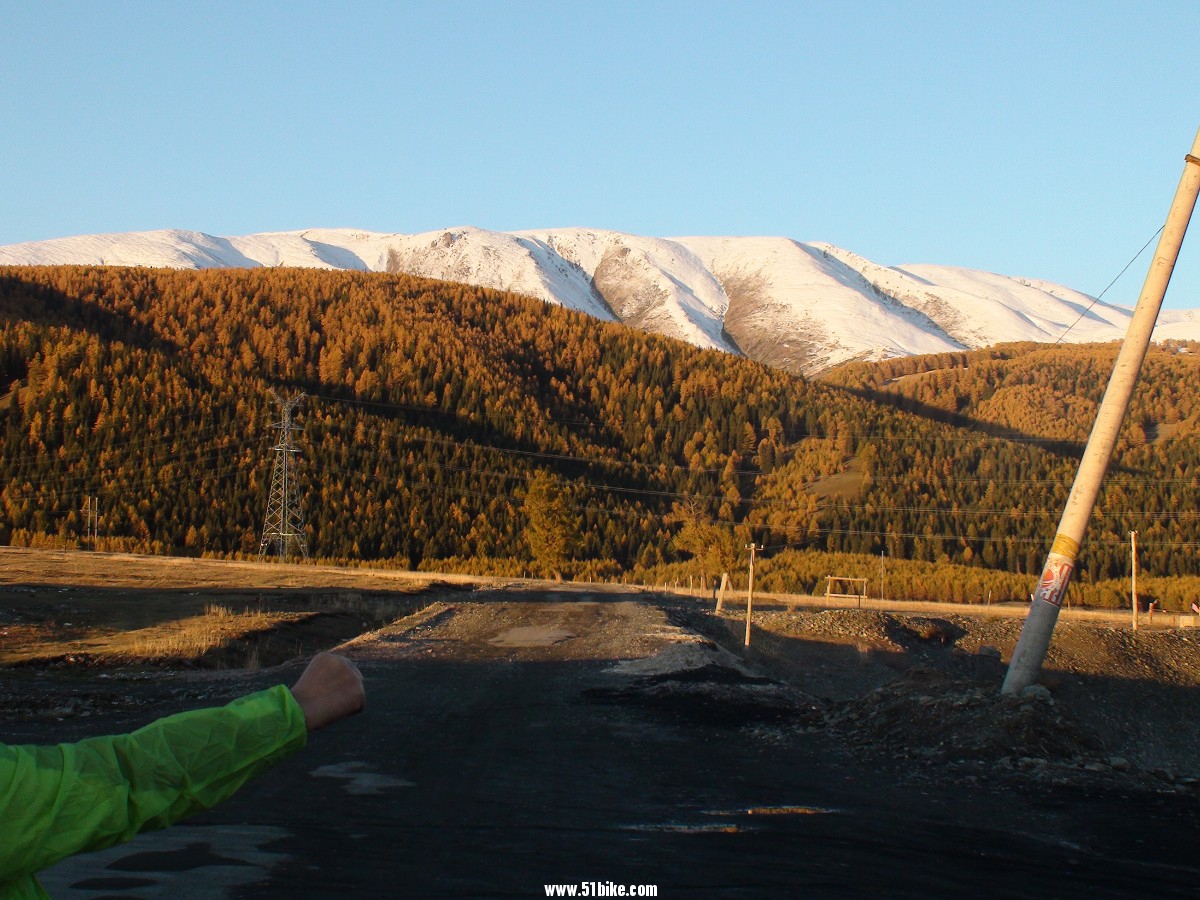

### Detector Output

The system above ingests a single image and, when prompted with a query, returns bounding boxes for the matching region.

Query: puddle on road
[38,824,289,899]
[620,823,753,834]
[488,626,576,647]
[311,761,415,794]
[704,805,842,817]
[620,804,841,837]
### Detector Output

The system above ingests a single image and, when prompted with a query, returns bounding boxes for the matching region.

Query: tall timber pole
[1003,126,1200,695]
[1130,531,1139,632]
[744,543,761,647]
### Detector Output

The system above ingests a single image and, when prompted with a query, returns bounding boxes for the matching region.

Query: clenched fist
[289,653,366,731]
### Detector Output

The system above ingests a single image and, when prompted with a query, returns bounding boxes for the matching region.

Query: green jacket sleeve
[0,684,306,889]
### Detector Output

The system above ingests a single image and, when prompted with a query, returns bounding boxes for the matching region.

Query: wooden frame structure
[826,576,869,609]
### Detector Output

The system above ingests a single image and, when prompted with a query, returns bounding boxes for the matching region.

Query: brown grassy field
[0,547,464,669]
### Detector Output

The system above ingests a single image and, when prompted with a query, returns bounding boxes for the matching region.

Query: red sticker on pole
[1034,555,1074,608]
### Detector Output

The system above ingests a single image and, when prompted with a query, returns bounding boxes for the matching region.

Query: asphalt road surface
[38,586,1200,899]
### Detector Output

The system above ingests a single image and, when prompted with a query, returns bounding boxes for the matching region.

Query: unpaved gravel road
[18,584,1200,899]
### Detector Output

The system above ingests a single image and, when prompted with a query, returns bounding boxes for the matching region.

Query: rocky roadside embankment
[670,602,1200,797]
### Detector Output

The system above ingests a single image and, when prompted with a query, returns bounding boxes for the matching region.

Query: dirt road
[25,585,1200,898]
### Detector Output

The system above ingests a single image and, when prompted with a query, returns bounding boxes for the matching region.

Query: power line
[7,416,1193,534]
[1055,225,1165,345]
[310,413,1194,522]
[1,436,272,501]
[7,382,1199,562]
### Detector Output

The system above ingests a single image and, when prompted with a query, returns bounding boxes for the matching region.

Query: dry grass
[0,545,469,593]
[121,605,287,662]
[1,588,432,671]
[807,458,867,500]
[0,548,465,669]
[0,604,310,667]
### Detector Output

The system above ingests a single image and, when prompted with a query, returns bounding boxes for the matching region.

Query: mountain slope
[4,265,1199,587]
[4,226,1199,374]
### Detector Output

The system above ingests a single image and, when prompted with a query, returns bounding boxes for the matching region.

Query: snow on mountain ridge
[4,226,1200,375]
[675,236,966,370]
[522,230,734,352]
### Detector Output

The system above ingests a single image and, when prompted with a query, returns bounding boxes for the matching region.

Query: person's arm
[0,652,364,885]
[0,684,305,883]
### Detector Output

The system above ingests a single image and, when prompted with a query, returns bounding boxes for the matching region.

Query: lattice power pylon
[258,391,310,562]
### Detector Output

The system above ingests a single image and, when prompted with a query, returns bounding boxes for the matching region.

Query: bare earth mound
[683,603,1200,789]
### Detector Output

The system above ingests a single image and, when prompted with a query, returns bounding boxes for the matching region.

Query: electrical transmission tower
[258,391,310,563]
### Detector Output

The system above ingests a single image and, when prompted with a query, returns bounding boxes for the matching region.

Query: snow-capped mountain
[3,226,1198,375]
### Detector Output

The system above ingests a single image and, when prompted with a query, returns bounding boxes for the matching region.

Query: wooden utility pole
[1130,531,1139,631]
[744,543,762,647]
[82,496,98,550]
[1003,126,1200,695]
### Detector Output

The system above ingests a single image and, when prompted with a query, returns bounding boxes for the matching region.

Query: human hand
[289,653,366,732]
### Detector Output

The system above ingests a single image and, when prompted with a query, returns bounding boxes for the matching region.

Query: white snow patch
[609,639,750,678]
[5,226,1200,371]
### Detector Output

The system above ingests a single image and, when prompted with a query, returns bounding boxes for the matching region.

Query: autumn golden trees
[667,499,742,582]
[2,265,1199,602]
[2,265,799,567]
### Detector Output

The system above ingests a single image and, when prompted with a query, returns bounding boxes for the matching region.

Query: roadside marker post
[1131,531,1139,632]
[716,572,730,612]
[744,544,761,647]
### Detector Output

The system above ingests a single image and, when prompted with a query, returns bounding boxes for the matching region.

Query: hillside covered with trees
[3,266,1198,606]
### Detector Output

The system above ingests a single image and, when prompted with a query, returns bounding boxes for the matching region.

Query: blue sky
[3,0,1199,308]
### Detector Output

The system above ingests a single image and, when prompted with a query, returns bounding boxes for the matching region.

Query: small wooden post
[716,572,730,612]
[1131,530,1139,631]
[744,544,761,646]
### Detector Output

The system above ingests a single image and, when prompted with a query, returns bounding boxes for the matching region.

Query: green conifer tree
[522,471,580,579]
